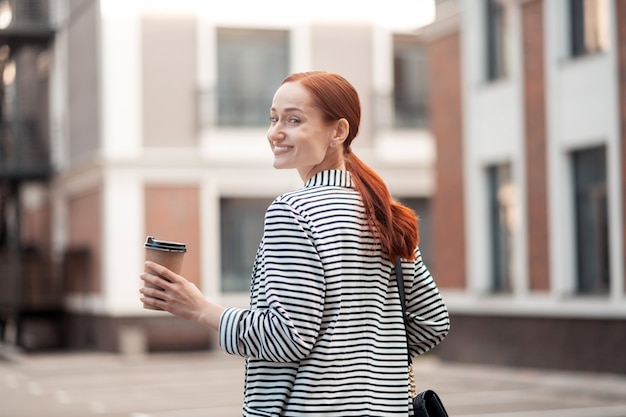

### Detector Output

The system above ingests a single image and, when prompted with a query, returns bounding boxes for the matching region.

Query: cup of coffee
[143,236,187,310]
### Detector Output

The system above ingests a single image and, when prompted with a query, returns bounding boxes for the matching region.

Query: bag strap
[395,257,417,398]
[395,257,410,363]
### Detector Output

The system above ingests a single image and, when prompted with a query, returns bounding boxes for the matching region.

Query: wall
[49,3,440,352]
[522,0,550,292]
[67,0,100,165]
[141,16,197,148]
[425,0,626,374]
[428,30,466,289]
[436,314,626,374]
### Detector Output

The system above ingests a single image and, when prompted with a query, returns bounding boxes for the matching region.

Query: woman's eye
[269,116,300,124]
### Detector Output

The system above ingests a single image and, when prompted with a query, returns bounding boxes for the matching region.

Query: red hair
[281,71,419,261]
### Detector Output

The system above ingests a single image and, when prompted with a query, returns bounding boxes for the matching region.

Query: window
[393,34,428,128]
[572,146,609,294]
[486,163,514,292]
[485,0,508,81]
[217,28,289,127]
[220,197,274,293]
[570,0,609,57]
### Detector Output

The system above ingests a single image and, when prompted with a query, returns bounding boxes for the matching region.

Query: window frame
[485,0,508,81]
[219,196,275,293]
[571,145,610,295]
[215,27,290,128]
[569,0,609,57]
[486,162,514,293]
[392,33,429,129]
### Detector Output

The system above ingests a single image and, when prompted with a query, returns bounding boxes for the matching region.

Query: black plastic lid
[144,236,187,252]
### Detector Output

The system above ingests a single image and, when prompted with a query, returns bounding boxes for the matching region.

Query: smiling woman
[140,71,450,416]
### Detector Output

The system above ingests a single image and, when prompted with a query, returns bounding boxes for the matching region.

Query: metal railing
[0,120,51,179]
[3,0,54,29]
[0,0,58,47]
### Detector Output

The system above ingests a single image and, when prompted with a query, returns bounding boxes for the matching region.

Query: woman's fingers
[140,271,169,291]
[144,261,178,282]
[139,263,174,310]
[140,284,164,298]
[139,267,223,330]
[139,284,166,310]
[139,265,193,314]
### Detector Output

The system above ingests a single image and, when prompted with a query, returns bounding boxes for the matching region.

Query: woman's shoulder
[270,170,356,205]
[276,183,354,204]
[265,186,360,226]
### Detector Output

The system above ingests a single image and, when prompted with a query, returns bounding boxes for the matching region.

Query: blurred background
[0,0,624,376]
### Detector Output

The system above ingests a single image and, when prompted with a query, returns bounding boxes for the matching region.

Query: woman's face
[268,81,346,181]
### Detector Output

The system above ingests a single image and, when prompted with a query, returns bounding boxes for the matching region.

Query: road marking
[4,374,19,389]
[132,406,243,417]
[90,400,107,414]
[27,381,42,395]
[55,389,71,404]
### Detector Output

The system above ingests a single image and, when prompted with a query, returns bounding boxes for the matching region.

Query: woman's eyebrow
[270,106,303,112]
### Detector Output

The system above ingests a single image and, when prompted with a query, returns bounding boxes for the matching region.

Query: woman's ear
[333,118,349,144]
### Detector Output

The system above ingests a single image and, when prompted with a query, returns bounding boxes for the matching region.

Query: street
[1,348,626,417]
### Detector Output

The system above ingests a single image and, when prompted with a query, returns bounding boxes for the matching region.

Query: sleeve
[218,200,325,363]
[404,247,451,357]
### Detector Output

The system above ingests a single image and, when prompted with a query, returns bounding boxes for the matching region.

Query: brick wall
[522,0,550,292]
[68,188,102,293]
[144,185,201,288]
[428,32,465,288]
[436,314,626,374]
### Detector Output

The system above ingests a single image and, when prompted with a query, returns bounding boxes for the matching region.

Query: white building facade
[11,0,436,351]
[425,0,626,373]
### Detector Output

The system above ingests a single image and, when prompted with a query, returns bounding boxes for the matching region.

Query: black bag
[395,258,450,417]
[413,389,449,417]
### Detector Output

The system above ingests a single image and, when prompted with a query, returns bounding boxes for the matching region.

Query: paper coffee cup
[143,236,187,310]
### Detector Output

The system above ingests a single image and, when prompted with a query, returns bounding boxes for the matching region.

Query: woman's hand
[139,261,225,331]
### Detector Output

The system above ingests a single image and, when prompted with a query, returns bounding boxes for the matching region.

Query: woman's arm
[219,200,325,362]
[404,248,451,356]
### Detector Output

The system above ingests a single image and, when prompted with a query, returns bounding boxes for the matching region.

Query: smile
[274,146,293,152]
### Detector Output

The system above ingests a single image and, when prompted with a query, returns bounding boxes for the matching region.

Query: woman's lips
[273,146,293,154]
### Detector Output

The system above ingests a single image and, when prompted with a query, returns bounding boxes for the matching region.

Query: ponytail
[345,152,418,261]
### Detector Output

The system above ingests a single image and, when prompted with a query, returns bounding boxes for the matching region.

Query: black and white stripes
[219,170,450,416]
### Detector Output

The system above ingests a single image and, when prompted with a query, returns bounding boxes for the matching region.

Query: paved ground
[1,347,626,417]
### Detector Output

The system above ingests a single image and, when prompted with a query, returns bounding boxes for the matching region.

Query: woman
[140,71,450,416]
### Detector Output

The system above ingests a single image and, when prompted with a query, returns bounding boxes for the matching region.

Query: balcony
[0,0,56,180]
[0,119,51,180]
[0,0,56,48]
[0,0,56,350]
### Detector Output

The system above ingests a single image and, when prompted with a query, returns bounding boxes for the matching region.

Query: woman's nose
[268,125,284,141]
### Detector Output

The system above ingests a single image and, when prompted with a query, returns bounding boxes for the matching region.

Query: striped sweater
[219,170,450,416]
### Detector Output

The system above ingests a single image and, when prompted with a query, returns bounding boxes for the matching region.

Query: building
[5,0,622,376]
[424,0,626,373]
[1,1,436,353]
[0,0,57,352]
